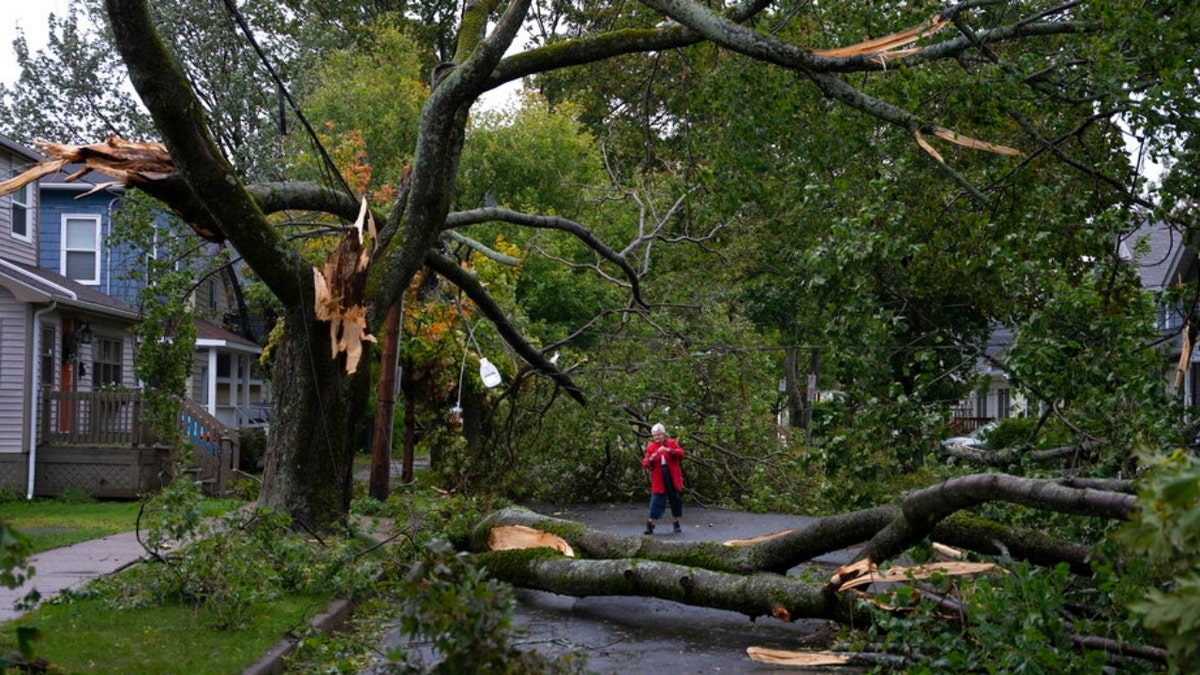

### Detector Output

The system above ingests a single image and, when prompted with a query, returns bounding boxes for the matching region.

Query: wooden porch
[37,390,240,498]
[948,409,994,435]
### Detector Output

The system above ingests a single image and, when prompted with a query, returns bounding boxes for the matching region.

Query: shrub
[60,477,380,630]
[238,428,268,473]
[852,560,1153,673]
[1118,450,1200,670]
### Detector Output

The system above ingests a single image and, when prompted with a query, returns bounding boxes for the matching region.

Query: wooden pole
[368,300,402,500]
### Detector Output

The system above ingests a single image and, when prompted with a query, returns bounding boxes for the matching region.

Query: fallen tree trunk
[940,442,1100,468]
[858,473,1135,566]
[473,498,1103,577]
[929,514,1095,576]
[468,473,1137,629]
[471,505,898,575]
[476,550,858,624]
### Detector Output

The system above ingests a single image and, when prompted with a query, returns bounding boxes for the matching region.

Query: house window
[207,277,220,310]
[997,388,1010,419]
[93,337,123,387]
[62,215,101,284]
[974,392,987,418]
[10,184,31,241]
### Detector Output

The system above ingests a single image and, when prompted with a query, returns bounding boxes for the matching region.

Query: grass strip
[0,498,242,554]
[0,593,330,674]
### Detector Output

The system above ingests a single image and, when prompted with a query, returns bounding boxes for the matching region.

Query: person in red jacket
[642,422,684,535]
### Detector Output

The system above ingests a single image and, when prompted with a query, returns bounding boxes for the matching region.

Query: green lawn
[0,494,387,672]
[0,497,242,554]
[0,593,330,674]
[0,495,347,673]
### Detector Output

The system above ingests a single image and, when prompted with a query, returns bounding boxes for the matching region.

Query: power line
[217,0,355,201]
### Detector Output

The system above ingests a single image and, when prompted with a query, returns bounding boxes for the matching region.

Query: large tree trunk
[478,551,857,624]
[259,306,370,531]
[470,474,1136,624]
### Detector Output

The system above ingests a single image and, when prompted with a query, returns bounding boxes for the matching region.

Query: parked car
[941,422,998,450]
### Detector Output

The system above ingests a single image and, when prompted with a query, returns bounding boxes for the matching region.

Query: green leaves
[1118,451,1200,669]
[296,22,427,193]
[0,522,33,590]
[387,540,584,673]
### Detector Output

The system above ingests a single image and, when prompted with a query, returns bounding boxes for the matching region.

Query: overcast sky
[0,3,61,84]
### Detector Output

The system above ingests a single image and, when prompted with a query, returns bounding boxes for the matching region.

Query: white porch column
[207,347,218,417]
[240,354,251,408]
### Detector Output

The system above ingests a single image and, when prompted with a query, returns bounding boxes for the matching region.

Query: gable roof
[195,318,261,355]
[0,258,139,320]
[1122,223,1193,291]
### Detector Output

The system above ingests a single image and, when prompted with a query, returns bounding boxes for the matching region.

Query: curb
[241,597,358,675]
[241,515,393,674]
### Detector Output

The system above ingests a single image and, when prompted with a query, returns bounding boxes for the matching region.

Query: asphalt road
[368,503,860,674]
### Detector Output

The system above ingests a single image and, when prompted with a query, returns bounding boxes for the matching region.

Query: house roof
[0,136,41,165]
[195,318,262,355]
[0,259,140,320]
[1122,223,1192,291]
[39,162,127,192]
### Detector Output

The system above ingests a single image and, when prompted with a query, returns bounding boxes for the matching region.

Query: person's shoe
[644,521,654,535]
[673,521,682,533]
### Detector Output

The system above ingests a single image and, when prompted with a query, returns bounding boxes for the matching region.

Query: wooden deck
[30,390,241,499]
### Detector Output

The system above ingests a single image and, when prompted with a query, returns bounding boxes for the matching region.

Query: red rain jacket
[641,439,684,493]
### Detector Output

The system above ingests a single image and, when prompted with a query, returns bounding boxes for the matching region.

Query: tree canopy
[3,0,1200,666]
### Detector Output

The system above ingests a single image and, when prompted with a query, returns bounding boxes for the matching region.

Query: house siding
[38,190,144,304]
[0,288,29,455]
[1,153,38,267]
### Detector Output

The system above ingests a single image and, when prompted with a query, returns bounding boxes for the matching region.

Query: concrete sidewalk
[0,531,146,623]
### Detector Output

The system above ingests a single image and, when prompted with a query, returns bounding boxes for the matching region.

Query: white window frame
[92,336,124,387]
[10,184,32,241]
[60,214,101,284]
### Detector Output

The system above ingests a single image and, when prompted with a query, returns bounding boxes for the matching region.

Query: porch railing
[948,411,994,435]
[40,390,152,446]
[38,390,240,496]
[179,397,240,496]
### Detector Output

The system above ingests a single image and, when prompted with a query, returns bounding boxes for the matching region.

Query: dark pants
[648,466,682,519]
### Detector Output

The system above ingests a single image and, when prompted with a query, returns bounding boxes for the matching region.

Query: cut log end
[487,525,575,557]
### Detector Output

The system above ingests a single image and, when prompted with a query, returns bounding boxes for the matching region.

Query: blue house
[37,159,271,427]
[1122,223,1200,408]
[0,135,266,497]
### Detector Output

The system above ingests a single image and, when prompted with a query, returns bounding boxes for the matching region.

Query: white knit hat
[651,423,666,434]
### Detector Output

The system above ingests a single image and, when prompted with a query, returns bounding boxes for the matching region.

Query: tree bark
[258,306,370,531]
[472,497,1103,579]
[858,473,1135,566]
[477,551,857,624]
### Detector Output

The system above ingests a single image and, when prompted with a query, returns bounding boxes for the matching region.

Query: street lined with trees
[2,0,1199,669]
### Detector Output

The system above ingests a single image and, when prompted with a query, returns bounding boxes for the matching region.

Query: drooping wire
[453,339,469,413]
[217,0,355,202]
[213,0,359,500]
[451,293,487,412]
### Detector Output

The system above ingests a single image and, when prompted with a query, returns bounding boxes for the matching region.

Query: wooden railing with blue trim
[178,398,240,496]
